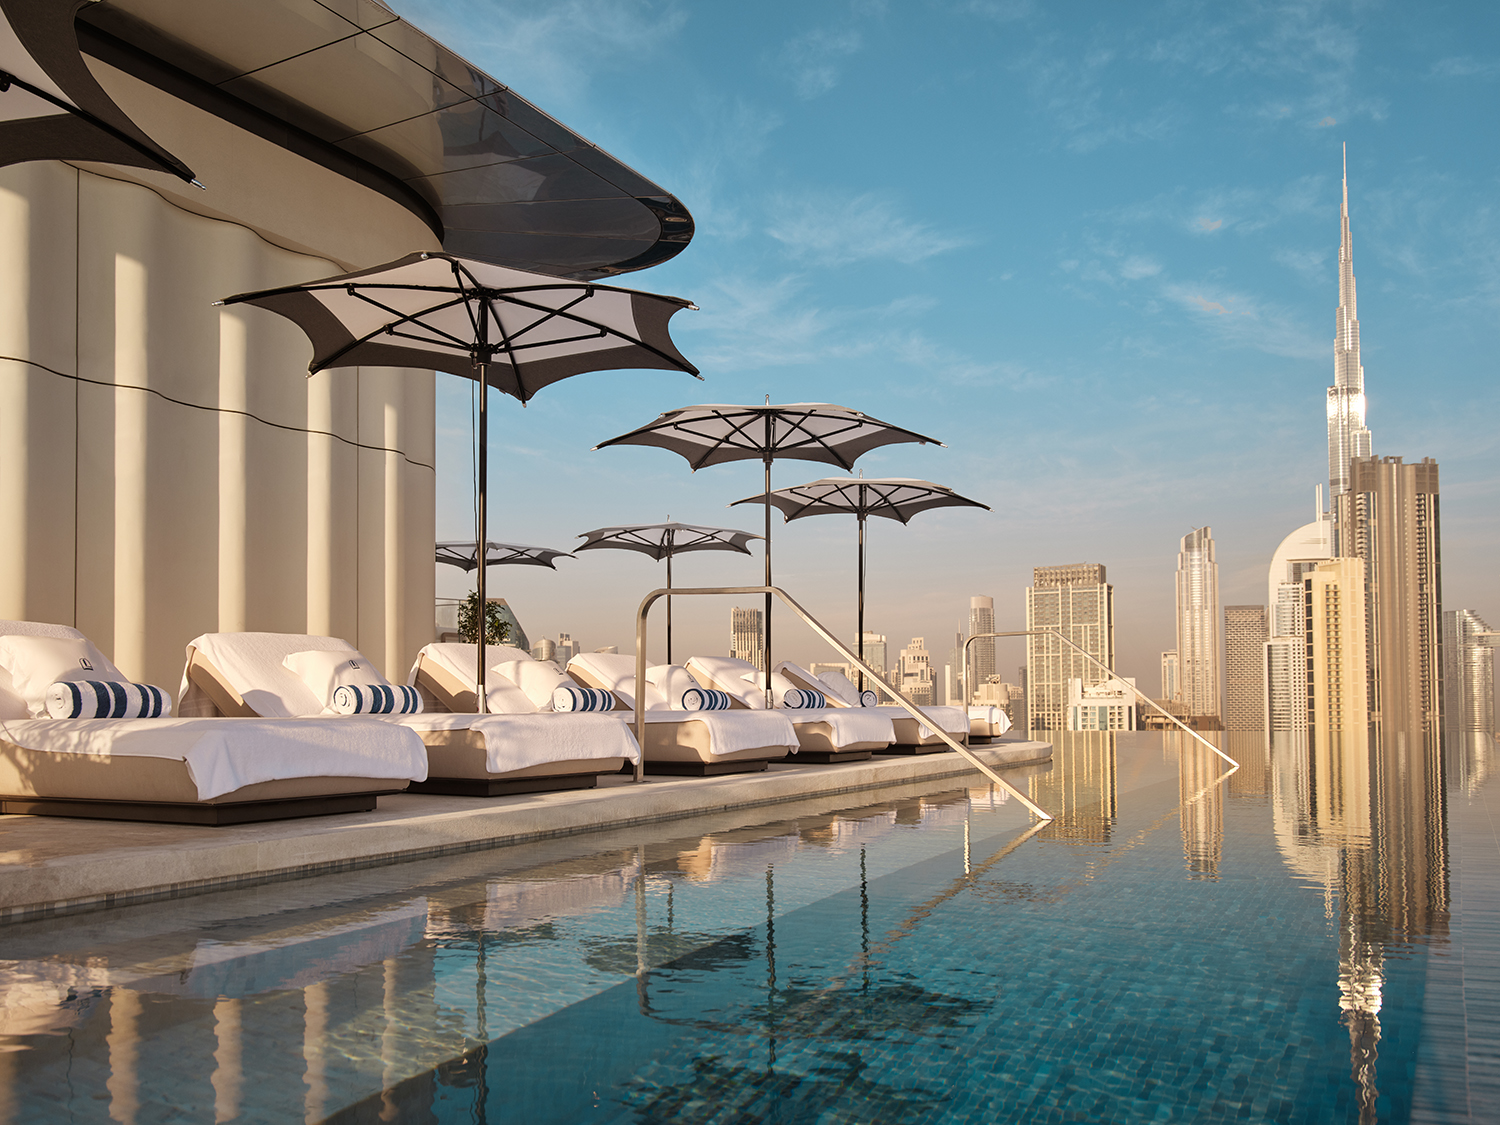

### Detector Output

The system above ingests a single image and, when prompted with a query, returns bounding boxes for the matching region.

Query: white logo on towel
[79,658,93,670]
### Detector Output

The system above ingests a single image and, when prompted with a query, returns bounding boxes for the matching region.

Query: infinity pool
[0,730,1493,1123]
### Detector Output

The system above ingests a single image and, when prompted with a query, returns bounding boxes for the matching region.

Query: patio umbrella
[220,251,698,711]
[1,0,195,182]
[436,540,574,572]
[574,522,762,662]
[731,478,990,690]
[595,404,941,695]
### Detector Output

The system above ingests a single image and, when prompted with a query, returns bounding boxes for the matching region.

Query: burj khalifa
[1328,144,1373,536]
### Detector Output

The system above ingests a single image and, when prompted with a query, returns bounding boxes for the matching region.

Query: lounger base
[0,791,396,826]
[789,749,874,764]
[408,774,598,798]
[878,743,951,756]
[644,759,772,777]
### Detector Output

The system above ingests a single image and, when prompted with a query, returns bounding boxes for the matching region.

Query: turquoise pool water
[0,730,1493,1123]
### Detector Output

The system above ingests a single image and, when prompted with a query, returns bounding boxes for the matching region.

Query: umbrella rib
[485,291,699,376]
[315,290,477,371]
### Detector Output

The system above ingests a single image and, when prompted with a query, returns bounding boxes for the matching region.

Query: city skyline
[397,1,1499,686]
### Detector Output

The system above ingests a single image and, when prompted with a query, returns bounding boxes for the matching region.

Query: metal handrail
[633,585,1053,821]
[961,630,1239,769]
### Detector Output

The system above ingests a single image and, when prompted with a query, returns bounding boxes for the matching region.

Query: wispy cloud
[779,27,864,98]
[1104,176,1325,237]
[676,97,783,240]
[766,192,970,266]
[1430,56,1500,80]
[1012,42,1180,152]
[953,0,1034,21]
[394,0,686,111]
[1161,282,1322,358]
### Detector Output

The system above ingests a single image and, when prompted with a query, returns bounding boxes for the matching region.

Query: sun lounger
[564,653,797,776]
[182,634,635,797]
[684,656,896,763]
[773,661,970,753]
[966,705,1013,740]
[0,621,426,824]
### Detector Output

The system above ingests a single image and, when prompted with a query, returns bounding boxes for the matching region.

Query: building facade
[1338,455,1442,740]
[1442,609,1495,737]
[730,607,763,668]
[1224,605,1269,730]
[1026,564,1114,731]
[1160,650,1180,703]
[969,595,995,698]
[1264,510,1333,732]
[859,631,887,677]
[1305,557,1370,748]
[1066,676,1138,731]
[899,637,934,706]
[1175,527,1221,722]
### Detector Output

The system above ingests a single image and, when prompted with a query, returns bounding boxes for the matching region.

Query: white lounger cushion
[495,660,574,712]
[409,643,534,688]
[969,705,1013,735]
[186,633,358,717]
[0,717,427,800]
[610,709,797,757]
[0,628,129,718]
[815,669,862,707]
[387,713,639,771]
[284,649,393,715]
[685,656,769,709]
[568,653,665,710]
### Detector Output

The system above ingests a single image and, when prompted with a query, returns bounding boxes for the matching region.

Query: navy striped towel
[46,680,171,719]
[860,690,879,707]
[333,684,422,715]
[781,687,826,710]
[681,687,733,711]
[552,685,616,712]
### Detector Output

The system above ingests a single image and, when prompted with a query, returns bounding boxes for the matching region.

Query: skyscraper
[1175,528,1221,723]
[1304,557,1370,749]
[1264,496,1333,732]
[1160,651,1179,702]
[1224,605,1268,730]
[1026,564,1114,731]
[969,595,995,698]
[899,637,933,706]
[860,631,887,676]
[1442,609,1496,738]
[1339,455,1443,740]
[1329,145,1373,549]
[730,607,763,668]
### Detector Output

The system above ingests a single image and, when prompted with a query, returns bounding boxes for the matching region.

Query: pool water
[0,730,1493,1123]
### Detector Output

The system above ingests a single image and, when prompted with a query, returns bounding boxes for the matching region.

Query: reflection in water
[1172,731,1224,878]
[1029,730,1117,845]
[1271,722,1450,1123]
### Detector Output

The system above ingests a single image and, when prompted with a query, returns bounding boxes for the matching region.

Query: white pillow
[484,678,538,714]
[645,664,702,710]
[0,635,127,717]
[283,649,390,715]
[767,671,812,709]
[733,670,769,709]
[495,660,573,712]
[817,670,863,707]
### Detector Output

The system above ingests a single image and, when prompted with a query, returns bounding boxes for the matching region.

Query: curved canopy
[733,478,990,525]
[595,404,942,472]
[76,0,692,278]
[0,0,193,180]
[575,522,761,561]
[436,540,573,572]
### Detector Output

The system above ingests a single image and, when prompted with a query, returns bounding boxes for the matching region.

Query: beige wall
[0,156,436,688]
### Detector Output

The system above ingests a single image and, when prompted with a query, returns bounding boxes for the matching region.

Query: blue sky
[391,0,1499,685]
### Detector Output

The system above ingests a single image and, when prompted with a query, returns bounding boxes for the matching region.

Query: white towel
[681,687,733,711]
[386,712,640,770]
[551,685,615,713]
[333,684,422,715]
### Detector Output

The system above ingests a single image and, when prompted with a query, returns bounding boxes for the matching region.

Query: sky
[389,0,1500,686]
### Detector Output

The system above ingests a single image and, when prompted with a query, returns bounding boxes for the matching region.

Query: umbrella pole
[475,362,489,714]
[857,513,866,693]
[763,451,773,704]
[665,553,673,665]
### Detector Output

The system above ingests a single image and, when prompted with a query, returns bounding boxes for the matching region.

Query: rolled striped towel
[46,680,172,719]
[552,685,616,712]
[781,687,826,710]
[681,687,733,711]
[333,683,422,715]
[860,690,879,707]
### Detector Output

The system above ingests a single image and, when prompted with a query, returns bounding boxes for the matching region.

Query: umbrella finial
[765,393,770,406]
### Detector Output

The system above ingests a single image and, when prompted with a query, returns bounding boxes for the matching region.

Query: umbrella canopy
[732,478,990,689]
[221,251,698,713]
[0,0,195,182]
[574,522,762,662]
[436,541,574,572]
[596,405,942,693]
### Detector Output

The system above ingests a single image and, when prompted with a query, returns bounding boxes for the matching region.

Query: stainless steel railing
[961,630,1239,769]
[633,585,1053,820]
